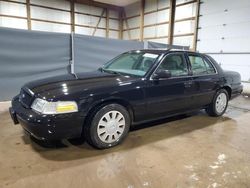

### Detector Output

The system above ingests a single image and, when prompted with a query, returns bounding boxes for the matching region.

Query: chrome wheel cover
[97,110,126,144]
[215,93,227,113]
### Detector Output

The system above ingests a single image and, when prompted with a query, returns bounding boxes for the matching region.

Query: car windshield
[101,51,159,77]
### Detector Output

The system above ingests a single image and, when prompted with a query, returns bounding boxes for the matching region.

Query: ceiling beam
[67,0,122,11]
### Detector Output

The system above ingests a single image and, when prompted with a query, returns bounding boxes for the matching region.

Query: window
[156,54,188,77]
[204,58,216,74]
[106,53,139,70]
[188,55,216,75]
[103,52,159,77]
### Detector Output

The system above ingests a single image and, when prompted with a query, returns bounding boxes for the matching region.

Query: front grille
[19,88,34,108]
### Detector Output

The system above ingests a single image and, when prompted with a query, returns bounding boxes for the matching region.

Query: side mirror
[153,70,171,79]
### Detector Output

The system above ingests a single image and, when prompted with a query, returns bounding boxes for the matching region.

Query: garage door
[197,0,250,81]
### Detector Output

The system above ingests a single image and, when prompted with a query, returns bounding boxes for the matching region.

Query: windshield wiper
[99,68,123,76]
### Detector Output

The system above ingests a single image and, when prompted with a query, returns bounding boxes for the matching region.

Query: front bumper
[10,96,84,140]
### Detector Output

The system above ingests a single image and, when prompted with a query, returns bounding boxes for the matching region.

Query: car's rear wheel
[206,89,229,117]
[84,104,130,149]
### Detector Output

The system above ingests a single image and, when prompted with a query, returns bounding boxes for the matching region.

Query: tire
[84,103,130,149]
[206,89,229,117]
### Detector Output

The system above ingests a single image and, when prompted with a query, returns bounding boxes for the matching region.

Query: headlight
[31,98,78,114]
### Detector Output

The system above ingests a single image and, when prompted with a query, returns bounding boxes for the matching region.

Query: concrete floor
[1,95,250,188]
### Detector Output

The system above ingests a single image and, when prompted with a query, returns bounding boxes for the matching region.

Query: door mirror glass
[153,70,172,79]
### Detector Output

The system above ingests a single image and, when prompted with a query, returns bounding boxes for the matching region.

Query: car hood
[23,71,138,100]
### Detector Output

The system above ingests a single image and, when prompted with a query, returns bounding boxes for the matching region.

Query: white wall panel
[75,3,105,17]
[198,24,250,41]
[123,31,129,40]
[109,31,119,39]
[31,6,71,23]
[31,0,70,10]
[144,10,169,25]
[75,3,91,14]
[123,29,139,40]
[144,24,168,38]
[0,1,27,17]
[129,29,140,40]
[75,26,93,35]
[174,20,194,35]
[148,38,168,44]
[109,19,119,30]
[197,0,250,81]
[31,21,71,33]
[175,3,196,20]
[75,26,106,37]
[90,6,105,17]
[144,26,156,38]
[126,17,140,28]
[109,10,119,19]
[90,17,106,28]
[94,29,106,37]
[75,13,106,28]
[145,0,157,13]
[210,54,250,81]
[157,24,168,36]
[75,13,91,25]
[197,38,250,52]
[173,36,193,47]
[199,8,250,28]
[157,9,169,22]
[144,12,158,25]
[124,0,170,43]
[200,0,250,15]
[145,0,170,13]
[158,0,170,9]
[123,1,142,41]
[0,17,27,29]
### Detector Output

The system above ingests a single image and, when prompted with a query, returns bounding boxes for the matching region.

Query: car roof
[128,49,197,55]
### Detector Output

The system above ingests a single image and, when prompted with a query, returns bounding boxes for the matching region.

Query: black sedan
[9,49,243,149]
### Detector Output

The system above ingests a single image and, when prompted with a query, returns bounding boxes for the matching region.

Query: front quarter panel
[76,78,147,123]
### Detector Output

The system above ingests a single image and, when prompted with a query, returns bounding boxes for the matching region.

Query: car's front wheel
[206,89,229,117]
[84,104,130,149]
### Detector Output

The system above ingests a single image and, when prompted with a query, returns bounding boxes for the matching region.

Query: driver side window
[156,53,188,77]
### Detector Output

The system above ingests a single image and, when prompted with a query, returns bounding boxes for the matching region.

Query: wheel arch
[221,85,232,99]
[83,98,135,128]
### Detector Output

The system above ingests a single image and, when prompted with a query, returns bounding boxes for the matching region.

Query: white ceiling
[94,0,139,6]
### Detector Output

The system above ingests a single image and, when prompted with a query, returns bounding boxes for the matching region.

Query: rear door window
[188,55,216,75]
